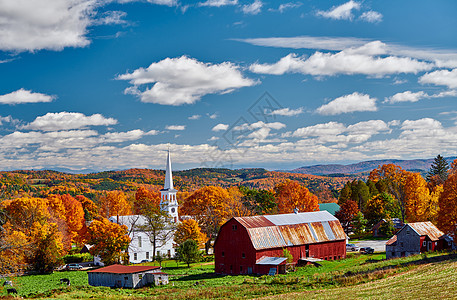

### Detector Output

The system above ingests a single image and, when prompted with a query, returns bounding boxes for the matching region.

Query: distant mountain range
[288,157,457,176]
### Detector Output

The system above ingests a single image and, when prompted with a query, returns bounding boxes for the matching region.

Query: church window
[146,252,149,259]
[134,253,137,260]
[138,236,142,248]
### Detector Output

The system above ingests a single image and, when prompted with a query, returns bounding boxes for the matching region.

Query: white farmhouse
[109,151,179,264]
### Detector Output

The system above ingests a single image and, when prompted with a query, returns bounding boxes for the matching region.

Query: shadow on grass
[172,272,225,282]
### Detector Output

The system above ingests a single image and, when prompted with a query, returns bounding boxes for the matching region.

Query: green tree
[352,212,367,235]
[176,239,202,267]
[378,219,396,237]
[366,179,379,198]
[338,182,352,206]
[365,193,401,227]
[355,180,370,212]
[282,248,293,263]
[426,154,449,184]
[239,186,277,215]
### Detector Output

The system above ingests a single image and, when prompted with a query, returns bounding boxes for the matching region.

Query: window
[222,251,225,257]
[423,241,426,247]
[167,250,171,257]
[232,225,237,231]
[138,236,142,248]
[124,277,128,280]
[134,253,137,260]
[406,230,410,234]
[242,253,245,259]
[240,266,243,272]
[146,252,149,259]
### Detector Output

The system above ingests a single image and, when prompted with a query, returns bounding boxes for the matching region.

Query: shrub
[63,253,93,264]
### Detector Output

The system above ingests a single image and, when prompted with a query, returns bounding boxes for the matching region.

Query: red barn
[214,211,347,275]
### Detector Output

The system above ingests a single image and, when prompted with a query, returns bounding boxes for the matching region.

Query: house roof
[108,215,148,231]
[256,256,287,265]
[386,235,397,246]
[318,203,340,216]
[87,264,160,274]
[407,222,444,241]
[231,211,346,250]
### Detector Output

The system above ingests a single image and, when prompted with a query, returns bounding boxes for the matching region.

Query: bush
[63,253,93,264]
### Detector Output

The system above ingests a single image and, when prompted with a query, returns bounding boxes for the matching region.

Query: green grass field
[1,252,456,299]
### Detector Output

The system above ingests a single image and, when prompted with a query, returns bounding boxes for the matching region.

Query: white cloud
[22,112,117,131]
[117,0,177,5]
[290,122,346,138]
[0,0,96,52]
[242,0,263,15]
[316,92,377,115]
[347,120,389,135]
[0,89,55,105]
[188,114,201,120]
[419,69,457,89]
[0,115,19,126]
[208,136,219,141]
[93,11,127,25]
[359,11,382,23]
[385,89,457,103]
[316,0,360,21]
[250,48,432,77]
[269,107,304,116]
[118,56,257,105]
[212,123,229,132]
[238,37,457,69]
[269,2,302,13]
[234,121,286,131]
[385,91,427,103]
[207,113,218,119]
[165,125,186,131]
[199,0,237,7]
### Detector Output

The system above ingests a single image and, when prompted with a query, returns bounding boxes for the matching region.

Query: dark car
[140,260,150,263]
[66,263,83,270]
[359,247,374,254]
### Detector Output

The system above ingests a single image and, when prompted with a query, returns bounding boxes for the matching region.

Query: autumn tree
[99,190,132,220]
[180,186,232,253]
[352,212,367,235]
[404,172,431,222]
[335,200,359,234]
[438,168,457,238]
[87,217,131,265]
[274,180,319,213]
[364,193,400,227]
[239,186,277,215]
[76,195,99,221]
[174,219,207,248]
[134,186,160,214]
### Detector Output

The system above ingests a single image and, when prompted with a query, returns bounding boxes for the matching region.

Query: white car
[346,244,359,251]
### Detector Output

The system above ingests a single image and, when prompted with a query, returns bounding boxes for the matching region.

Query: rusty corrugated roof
[235,211,346,250]
[87,264,160,274]
[408,222,444,241]
[386,235,397,245]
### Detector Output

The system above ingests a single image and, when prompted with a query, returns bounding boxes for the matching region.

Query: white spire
[164,150,173,190]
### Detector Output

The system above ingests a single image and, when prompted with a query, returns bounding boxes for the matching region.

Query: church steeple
[160,150,179,223]
[164,150,173,190]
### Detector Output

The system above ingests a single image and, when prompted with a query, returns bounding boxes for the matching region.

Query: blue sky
[1,0,457,172]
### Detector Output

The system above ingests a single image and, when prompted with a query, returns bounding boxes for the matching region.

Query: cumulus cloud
[117,0,177,5]
[359,11,382,23]
[212,123,229,132]
[419,69,457,89]
[22,112,117,131]
[207,113,218,119]
[0,115,19,126]
[316,92,377,115]
[93,11,127,25]
[290,122,346,138]
[242,0,263,15]
[269,2,302,13]
[0,89,55,105]
[249,48,432,77]
[316,0,360,21]
[199,0,237,7]
[165,125,186,130]
[269,107,304,116]
[234,121,286,131]
[0,0,96,52]
[385,89,457,103]
[118,56,257,105]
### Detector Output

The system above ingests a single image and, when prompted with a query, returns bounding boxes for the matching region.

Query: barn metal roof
[386,235,397,246]
[87,264,160,274]
[234,211,346,250]
[256,256,287,265]
[407,222,444,241]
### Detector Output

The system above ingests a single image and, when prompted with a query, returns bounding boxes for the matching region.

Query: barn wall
[214,219,256,275]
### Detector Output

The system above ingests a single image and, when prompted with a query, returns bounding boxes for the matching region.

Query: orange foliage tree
[404,172,432,222]
[438,163,457,238]
[174,219,207,248]
[99,190,132,219]
[274,180,319,213]
[87,218,131,265]
[134,186,160,214]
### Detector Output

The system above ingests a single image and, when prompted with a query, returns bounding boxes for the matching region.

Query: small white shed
[88,264,167,288]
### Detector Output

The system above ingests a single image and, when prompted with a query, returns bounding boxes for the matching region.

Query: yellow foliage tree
[174,219,207,248]
[99,190,132,219]
[404,172,431,222]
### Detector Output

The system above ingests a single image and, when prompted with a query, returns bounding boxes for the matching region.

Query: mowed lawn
[263,259,457,300]
[1,253,456,299]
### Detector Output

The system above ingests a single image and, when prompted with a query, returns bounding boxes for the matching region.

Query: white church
[109,151,179,263]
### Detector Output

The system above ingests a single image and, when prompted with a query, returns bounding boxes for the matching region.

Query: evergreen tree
[176,239,202,267]
[426,154,449,184]
[338,182,352,205]
[352,212,367,235]
[366,179,379,198]
[355,180,370,212]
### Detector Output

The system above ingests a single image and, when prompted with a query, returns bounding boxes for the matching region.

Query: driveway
[352,240,388,252]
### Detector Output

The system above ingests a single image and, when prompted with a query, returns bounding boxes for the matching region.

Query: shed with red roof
[87,264,168,288]
[214,211,346,275]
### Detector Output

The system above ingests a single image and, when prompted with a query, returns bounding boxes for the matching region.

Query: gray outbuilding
[88,264,168,288]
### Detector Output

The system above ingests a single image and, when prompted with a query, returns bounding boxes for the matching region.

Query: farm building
[318,203,340,216]
[214,211,347,275]
[386,222,455,259]
[87,265,168,288]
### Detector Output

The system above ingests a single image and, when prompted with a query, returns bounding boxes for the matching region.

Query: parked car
[359,247,374,254]
[346,244,359,251]
[66,263,83,270]
[140,259,150,263]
